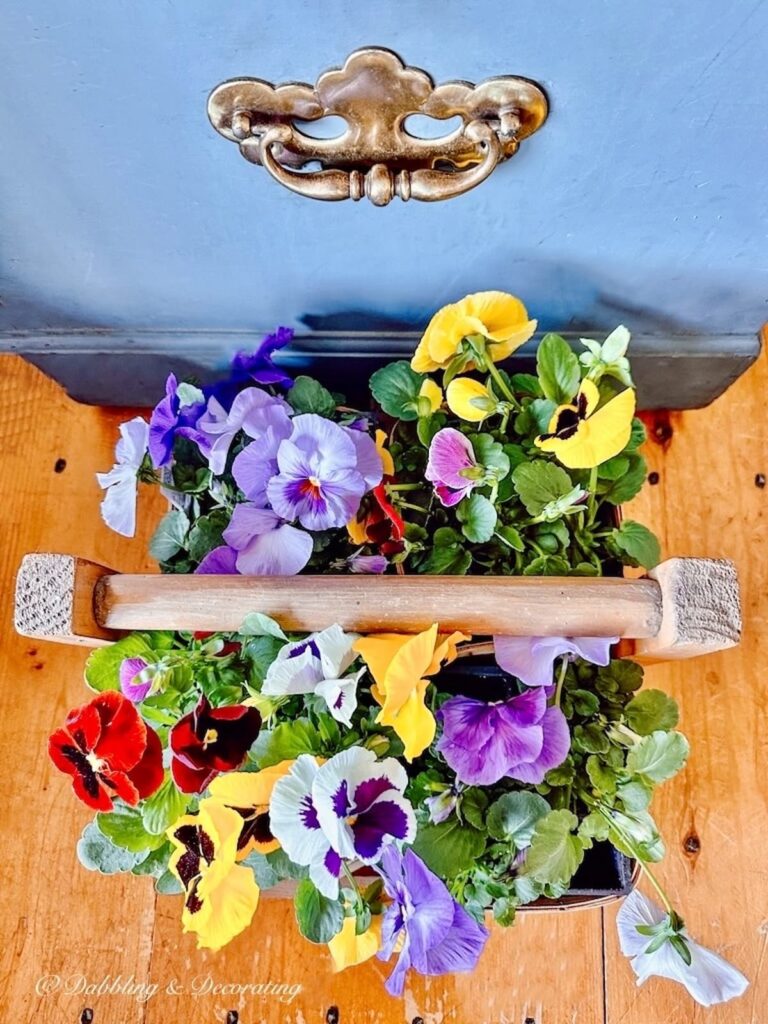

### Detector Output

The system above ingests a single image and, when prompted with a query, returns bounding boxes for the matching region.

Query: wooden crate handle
[13,553,741,661]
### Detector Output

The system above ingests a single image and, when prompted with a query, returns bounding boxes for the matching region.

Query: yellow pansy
[167,799,260,951]
[328,914,382,972]
[208,761,294,859]
[534,378,636,469]
[446,377,496,422]
[375,429,395,476]
[354,625,469,761]
[411,291,537,373]
[418,379,444,413]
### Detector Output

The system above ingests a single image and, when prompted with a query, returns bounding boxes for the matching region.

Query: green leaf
[239,612,288,641]
[617,780,653,812]
[241,851,281,889]
[495,525,524,551]
[626,418,647,451]
[155,869,184,895]
[512,460,574,517]
[536,334,580,404]
[286,376,337,416]
[573,723,610,754]
[252,720,322,768]
[486,792,550,847]
[77,821,146,874]
[141,774,189,836]
[420,542,472,575]
[412,819,487,877]
[608,808,666,862]
[586,755,618,795]
[624,690,679,735]
[511,373,543,397]
[459,788,489,831]
[97,804,167,854]
[293,879,344,944]
[369,361,423,421]
[149,509,189,562]
[626,731,690,783]
[524,809,585,887]
[84,634,156,693]
[528,398,558,433]
[267,849,310,881]
[600,658,644,694]
[175,382,205,408]
[456,493,497,543]
[602,455,647,505]
[132,842,172,878]
[187,510,229,563]
[242,634,286,686]
[492,896,518,927]
[611,520,661,569]
[578,811,610,842]
[471,434,510,476]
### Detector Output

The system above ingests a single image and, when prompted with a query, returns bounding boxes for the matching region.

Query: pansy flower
[207,761,294,859]
[425,428,481,507]
[167,800,260,951]
[328,915,382,973]
[269,749,416,899]
[411,291,537,373]
[354,625,469,760]
[376,846,489,996]
[196,388,293,476]
[221,504,314,576]
[534,378,636,469]
[231,404,294,507]
[96,417,149,537]
[262,623,363,727]
[436,689,570,786]
[617,890,748,1006]
[268,414,381,531]
[446,377,497,422]
[493,635,617,687]
[346,551,389,574]
[148,373,207,469]
[119,656,157,703]
[48,691,163,811]
[229,326,295,388]
[169,695,261,793]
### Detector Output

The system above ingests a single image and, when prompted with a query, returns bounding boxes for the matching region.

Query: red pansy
[48,691,164,811]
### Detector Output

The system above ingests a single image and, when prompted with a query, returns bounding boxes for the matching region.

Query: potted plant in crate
[69,293,746,1004]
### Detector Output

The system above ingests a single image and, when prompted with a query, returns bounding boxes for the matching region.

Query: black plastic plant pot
[436,655,637,909]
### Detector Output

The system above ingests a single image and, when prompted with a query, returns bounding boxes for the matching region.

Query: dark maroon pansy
[169,695,261,794]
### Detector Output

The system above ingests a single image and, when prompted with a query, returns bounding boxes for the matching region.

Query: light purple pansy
[425,428,479,507]
[376,846,489,997]
[196,388,293,476]
[269,749,415,900]
[347,552,388,574]
[148,374,207,469]
[220,504,313,576]
[493,635,618,688]
[119,657,154,703]
[96,417,149,538]
[436,689,571,786]
[231,404,294,507]
[268,414,382,531]
[194,544,239,574]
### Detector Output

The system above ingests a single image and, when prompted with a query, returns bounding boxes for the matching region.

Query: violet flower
[268,414,381,531]
[376,846,489,996]
[195,544,239,574]
[436,689,570,786]
[426,428,480,507]
[231,407,293,507]
[148,373,207,469]
[230,326,294,387]
[119,657,155,703]
[196,388,293,476]
[493,635,618,687]
[347,552,388,574]
[222,504,313,575]
[96,417,149,537]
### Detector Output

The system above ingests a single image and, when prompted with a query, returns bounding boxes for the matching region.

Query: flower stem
[587,465,599,523]
[341,861,363,907]
[595,805,674,914]
[554,656,569,708]
[482,353,522,411]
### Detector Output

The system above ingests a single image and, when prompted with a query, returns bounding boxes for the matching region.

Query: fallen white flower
[96,417,149,537]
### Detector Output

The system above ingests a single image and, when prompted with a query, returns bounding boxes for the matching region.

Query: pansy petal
[493,635,568,687]
[191,860,260,951]
[378,625,438,720]
[195,545,239,574]
[353,634,411,692]
[418,901,489,978]
[235,522,313,576]
[506,706,570,784]
[328,915,381,973]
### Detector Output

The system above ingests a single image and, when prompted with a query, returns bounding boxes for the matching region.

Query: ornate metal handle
[208,47,547,206]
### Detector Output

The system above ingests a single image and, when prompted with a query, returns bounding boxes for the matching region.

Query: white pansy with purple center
[262,624,362,726]
[269,749,416,899]
[313,747,415,863]
[96,417,150,537]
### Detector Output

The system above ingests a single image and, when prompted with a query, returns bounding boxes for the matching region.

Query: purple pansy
[231,405,294,507]
[221,504,313,575]
[230,326,294,387]
[148,374,207,469]
[268,414,382,531]
[436,689,571,786]
[196,388,293,476]
[119,657,155,703]
[269,750,415,900]
[426,428,480,507]
[195,545,239,574]
[493,635,618,688]
[347,552,388,574]
[376,846,489,997]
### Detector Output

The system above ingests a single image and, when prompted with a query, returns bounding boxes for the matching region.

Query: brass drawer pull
[207,47,548,206]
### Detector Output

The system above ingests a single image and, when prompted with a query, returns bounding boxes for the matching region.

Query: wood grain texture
[0,352,764,1024]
